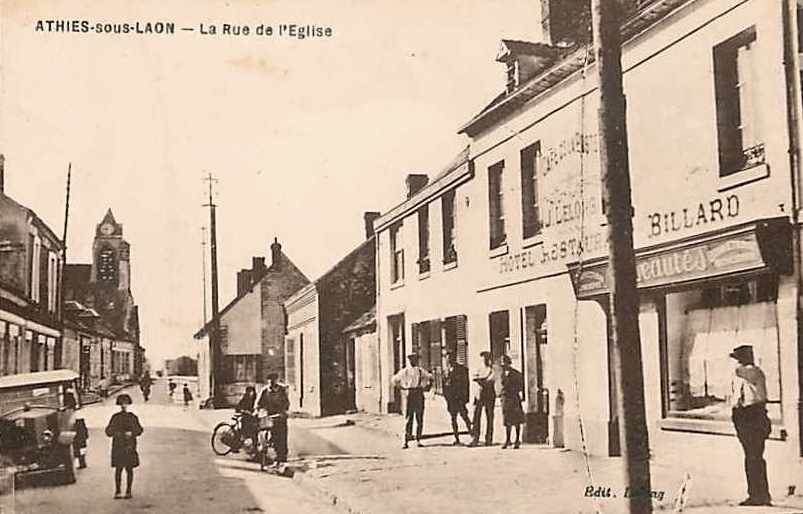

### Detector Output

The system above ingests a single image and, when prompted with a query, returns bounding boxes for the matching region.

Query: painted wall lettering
[646,194,739,239]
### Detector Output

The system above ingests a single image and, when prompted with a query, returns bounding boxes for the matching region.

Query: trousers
[405,390,425,442]
[471,394,495,444]
[733,404,771,502]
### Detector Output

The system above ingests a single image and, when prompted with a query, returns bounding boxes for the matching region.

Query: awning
[568,217,793,298]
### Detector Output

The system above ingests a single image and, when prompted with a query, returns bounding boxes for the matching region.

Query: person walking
[729,345,772,506]
[139,373,152,402]
[391,353,433,449]
[182,383,193,407]
[65,388,88,468]
[500,355,525,449]
[168,379,176,398]
[105,394,143,500]
[442,351,472,445]
[469,351,496,447]
[256,373,290,465]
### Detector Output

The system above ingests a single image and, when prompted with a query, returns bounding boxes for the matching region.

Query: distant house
[284,213,377,417]
[194,238,309,406]
[343,306,379,414]
[165,355,198,377]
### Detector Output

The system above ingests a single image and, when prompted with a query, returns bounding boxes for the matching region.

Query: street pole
[592,1,652,513]
[57,163,71,371]
[201,226,208,325]
[203,174,223,408]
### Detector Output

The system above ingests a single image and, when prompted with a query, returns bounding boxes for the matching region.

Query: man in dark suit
[442,351,472,445]
[729,344,772,507]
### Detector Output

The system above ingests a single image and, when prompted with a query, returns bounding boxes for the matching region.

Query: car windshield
[0,381,76,416]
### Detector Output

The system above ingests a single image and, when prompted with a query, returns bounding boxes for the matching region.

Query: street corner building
[371,0,803,494]
[0,156,64,378]
[194,238,309,406]
[63,209,144,391]
[284,213,378,417]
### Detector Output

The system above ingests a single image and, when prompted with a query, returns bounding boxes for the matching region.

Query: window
[98,247,117,285]
[412,320,444,394]
[47,252,58,313]
[441,190,457,264]
[390,223,404,284]
[663,276,781,423]
[224,355,260,382]
[30,236,41,302]
[488,161,506,249]
[286,338,296,387]
[521,143,541,239]
[417,206,430,274]
[444,315,468,366]
[714,27,764,176]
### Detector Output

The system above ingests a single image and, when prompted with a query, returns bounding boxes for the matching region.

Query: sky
[0,0,542,367]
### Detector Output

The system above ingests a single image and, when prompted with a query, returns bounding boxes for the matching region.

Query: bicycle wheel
[211,422,236,456]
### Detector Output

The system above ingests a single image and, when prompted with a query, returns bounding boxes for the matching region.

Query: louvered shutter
[456,315,468,366]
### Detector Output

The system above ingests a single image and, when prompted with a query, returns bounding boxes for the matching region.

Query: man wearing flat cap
[256,372,290,463]
[391,353,433,449]
[729,344,772,506]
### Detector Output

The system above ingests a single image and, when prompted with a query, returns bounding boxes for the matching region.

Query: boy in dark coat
[105,394,144,499]
[256,373,290,463]
[442,352,472,445]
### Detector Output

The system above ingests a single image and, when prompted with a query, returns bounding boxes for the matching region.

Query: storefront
[569,217,796,460]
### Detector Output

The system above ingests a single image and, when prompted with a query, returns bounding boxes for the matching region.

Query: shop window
[663,276,781,423]
[520,143,541,239]
[713,26,764,176]
[488,161,507,249]
[390,223,404,284]
[441,190,457,264]
[417,206,430,274]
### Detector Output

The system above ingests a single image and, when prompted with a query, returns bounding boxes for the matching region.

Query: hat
[479,351,491,358]
[729,345,754,363]
[407,353,419,359]
[116,393,132,406]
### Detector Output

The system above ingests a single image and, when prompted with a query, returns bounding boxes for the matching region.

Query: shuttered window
[520,143,541,239]
[286,338,296,388]
[488,161,506,249]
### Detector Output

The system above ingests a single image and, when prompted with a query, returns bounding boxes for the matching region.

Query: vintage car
[0,370,82,485]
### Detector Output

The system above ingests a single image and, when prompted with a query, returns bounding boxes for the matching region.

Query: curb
[293,469,367,514]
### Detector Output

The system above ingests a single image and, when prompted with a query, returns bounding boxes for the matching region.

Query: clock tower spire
[91,208,130,291]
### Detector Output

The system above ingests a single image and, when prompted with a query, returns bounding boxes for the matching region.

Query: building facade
[284,216,377,417]
[372,0,803,492]
[195,238,309,406]
[0,156,64,378]
[343,306,380,414]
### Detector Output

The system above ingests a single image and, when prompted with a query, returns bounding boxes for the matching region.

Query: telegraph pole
[203,174,223,408]
[201,226,208,325]
[57,163,71,370]
[592,1,652,512]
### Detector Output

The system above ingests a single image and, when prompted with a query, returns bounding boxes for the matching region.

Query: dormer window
[506,60,520,93]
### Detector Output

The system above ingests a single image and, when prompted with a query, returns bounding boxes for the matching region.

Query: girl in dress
[105,393,143,499]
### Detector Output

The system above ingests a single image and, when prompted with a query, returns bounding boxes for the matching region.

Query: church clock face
[98,247,118,284]
[100,223,115,236]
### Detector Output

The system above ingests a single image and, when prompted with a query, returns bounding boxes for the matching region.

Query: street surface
[10,379,341,514]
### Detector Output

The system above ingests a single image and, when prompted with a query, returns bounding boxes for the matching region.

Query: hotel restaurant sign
[569,218,792,298]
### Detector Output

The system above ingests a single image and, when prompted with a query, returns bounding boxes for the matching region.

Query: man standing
[256,373,290,464]
[391,353,433,449]
[442,351,472,445]
[469,351,495,447]
[729,345,772,507]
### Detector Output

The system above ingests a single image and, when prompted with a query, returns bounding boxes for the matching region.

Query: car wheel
[60,444,76,484]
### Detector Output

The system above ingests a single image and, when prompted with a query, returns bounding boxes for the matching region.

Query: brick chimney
[405,174,429,199]
[270,238,282,270]
[540,0,592,47]
[252,256,266,275]
[363,212,381,239]
[236,269,252,296]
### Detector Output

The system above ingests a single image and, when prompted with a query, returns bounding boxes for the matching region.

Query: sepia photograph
[1,0,803,513]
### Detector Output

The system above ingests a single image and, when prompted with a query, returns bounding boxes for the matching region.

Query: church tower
[90,209,131,291]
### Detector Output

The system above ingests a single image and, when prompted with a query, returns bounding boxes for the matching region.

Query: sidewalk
[290,406,803,514]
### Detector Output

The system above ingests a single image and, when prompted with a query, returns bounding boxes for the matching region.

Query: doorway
[345,336,357,411]
[389,314,405,413]
[524,305,548,443]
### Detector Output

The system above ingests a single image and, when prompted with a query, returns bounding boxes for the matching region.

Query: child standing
[105,394,143,499]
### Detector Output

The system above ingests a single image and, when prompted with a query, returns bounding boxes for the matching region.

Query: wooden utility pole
[57,163,71,370]
[201,226,208,325]
[203,174,223,408]
[592,1,652,512]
